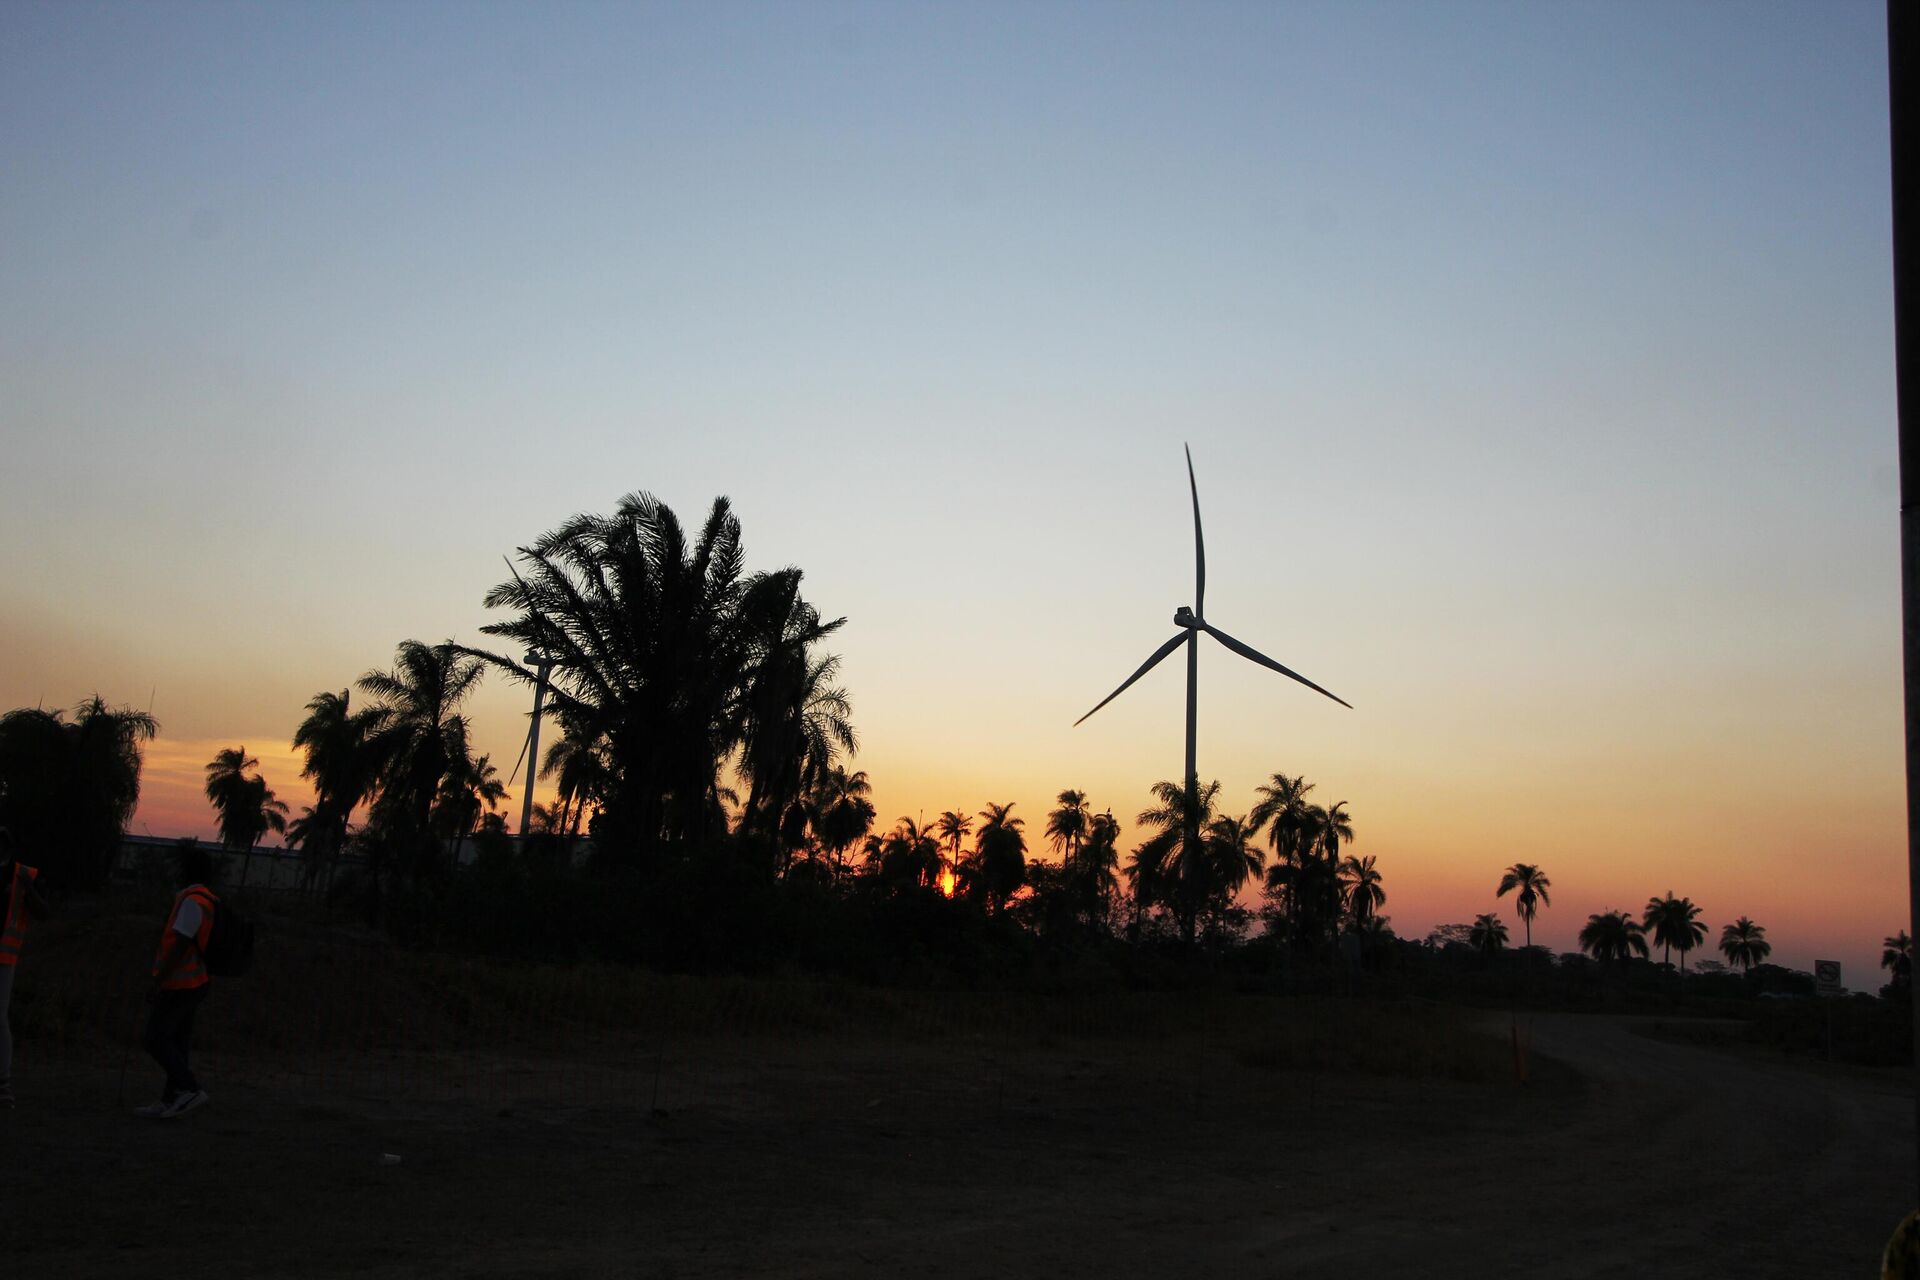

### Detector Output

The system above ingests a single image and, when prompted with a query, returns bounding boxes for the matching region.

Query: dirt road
[0,1013,1908,1277]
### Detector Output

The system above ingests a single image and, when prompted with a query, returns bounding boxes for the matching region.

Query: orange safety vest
[152,885,216,991]
[0,863,39,966]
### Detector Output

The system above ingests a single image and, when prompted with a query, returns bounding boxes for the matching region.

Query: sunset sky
[1,3,1901,982]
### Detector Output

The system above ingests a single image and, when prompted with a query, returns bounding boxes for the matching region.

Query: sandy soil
[0,1012,1909,1278]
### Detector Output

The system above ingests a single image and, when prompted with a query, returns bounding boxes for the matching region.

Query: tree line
[0,490,1891,997]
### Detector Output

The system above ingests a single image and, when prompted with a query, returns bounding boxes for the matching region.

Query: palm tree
[968,802,1028,914]
[0,698,158,890]
[1470,912,1508,956]
[292,689,384,896]
[538,711,613,844]
[1201,813,1264,935]
[1045,789,1091,868]
[1070,808,1122,926]
[1580,910,1650,966]
[1884,931,1913,981]
[357,640,485,906]
[1643,892,1707,972]
[739,647,857,857]
[1341,853,1385,926]
[871,816,942,892]
[810,767,875,878]
[473,492,848,869]
[1495,863,1552,949]
[932,810,973,887]
[1130,778,1222,945]
[436,752,507,865]
[1718,918,1771,973]
[1289,800,1353,952]
[1250,772,1316,904]
[204,748,289,888]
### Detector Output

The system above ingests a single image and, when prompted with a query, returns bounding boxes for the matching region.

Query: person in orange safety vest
[135,844,218,1119]
[0,827,52,1108]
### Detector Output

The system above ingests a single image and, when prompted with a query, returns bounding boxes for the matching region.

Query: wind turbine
[506,649,558,838]
[1074,445,1351,853]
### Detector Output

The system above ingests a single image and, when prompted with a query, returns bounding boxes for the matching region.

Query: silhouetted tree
[966,802,1027,914]
[1250,772,1315,915]
[1580,910,1649,966]
[436,751,507,866]
[292,689,384,895]
[932,810,972,892]
[1886,930,1913,981]
[1063,808,1120,929]
[1130,779,1223,946]
[869,816,941,892]
[473,493,847,871]
[1643,892,1706,971]
[0,698,157,891]
[1470,912,1508,956]
[357,640,484,909]
[1045,789,1091,867]
[810,766,875,878]
[204,747,289,888]
[1718,917,1771,973]
[1495,863,1552,949]
[1341,853,1385,926]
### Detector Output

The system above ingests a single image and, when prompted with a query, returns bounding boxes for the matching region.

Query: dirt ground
[0,1011,1910,1278]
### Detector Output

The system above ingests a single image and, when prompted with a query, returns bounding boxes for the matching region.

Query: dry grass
[12,900,1521,1085]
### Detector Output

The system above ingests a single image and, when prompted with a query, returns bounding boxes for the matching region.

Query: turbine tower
[1075,445,1351,851]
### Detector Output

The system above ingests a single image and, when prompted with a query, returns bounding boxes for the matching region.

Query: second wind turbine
[1075,446,1352,844]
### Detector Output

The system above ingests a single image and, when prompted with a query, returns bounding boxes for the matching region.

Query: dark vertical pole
[1184,630,1199,941]
[518,657,552,837]
[1888,0,1920,1194]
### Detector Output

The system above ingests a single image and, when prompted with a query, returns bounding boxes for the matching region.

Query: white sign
[1813,959,1843,996]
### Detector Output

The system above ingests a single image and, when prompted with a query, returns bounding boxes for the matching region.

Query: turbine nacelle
[1173,606,1199,629]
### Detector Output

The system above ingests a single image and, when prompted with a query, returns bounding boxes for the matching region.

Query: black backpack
[201,893,255,978]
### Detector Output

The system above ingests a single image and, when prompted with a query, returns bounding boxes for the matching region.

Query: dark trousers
[143,985,208,1100]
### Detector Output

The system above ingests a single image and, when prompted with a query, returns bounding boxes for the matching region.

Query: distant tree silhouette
[739,647,856,861]
[932,810,973,890]
[869,816,941,892]
[1250,772,1316,916]
[1129,778,1222,945]
[966,802,1027,914]
[1045,789,1091,867]
[1495,863,1552,949]
[1470,912,1508,956]
[472,493,847,870]
[1580,910,1649,966]
[1884,931,1913,982]
[1269,799,1352,955]
[1341,853,1385,926]
[810,767,875,878]
[292,689,384,895]
[204,747,289,888]
[1069,808,1121,927]
[435,751,507,866]
[356,640,485,911]
[1642,892,1707,972]
[1198,813,1264,938]
[1718,918,1771,973]
[0,697,157,891]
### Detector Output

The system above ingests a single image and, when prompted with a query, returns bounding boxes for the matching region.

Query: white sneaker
[161,1090,209,1118]
[133,1100,171,1119]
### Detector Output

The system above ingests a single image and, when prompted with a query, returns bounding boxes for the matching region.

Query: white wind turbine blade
[1186,443,1205,617]
[1074,632,1190,726]
[1201,622,1352,710]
